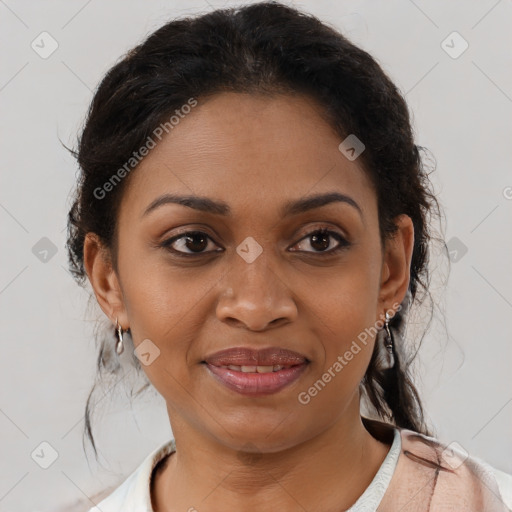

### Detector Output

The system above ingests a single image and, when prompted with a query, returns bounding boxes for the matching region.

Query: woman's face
[85,92,413,452]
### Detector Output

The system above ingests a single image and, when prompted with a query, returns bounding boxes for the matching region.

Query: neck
[152,397,391,512]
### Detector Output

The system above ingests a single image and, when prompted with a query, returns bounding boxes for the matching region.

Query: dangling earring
[382,311,395,369]
[115,317,124,355]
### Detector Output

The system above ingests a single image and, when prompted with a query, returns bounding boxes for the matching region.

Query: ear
[377,214,415,315]
[83,232,129,329]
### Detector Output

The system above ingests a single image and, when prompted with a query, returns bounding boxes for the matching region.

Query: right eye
[160,231,223,256]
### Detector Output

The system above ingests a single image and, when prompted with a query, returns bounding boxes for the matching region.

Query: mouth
[202,362,309,396]
[203,346,309,367]
[201,346,310,396]
[206,364,301,373]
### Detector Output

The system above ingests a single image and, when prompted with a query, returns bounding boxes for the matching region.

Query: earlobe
[377,214,415,311]
[83,232,128,327]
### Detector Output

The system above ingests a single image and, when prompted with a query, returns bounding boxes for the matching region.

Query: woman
[65,2,512,511]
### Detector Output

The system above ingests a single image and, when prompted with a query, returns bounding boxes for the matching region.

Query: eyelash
[159,227,350,257]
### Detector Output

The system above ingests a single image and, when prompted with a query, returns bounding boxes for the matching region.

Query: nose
[216,253,298,331]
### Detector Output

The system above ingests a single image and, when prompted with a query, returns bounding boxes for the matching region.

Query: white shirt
[88,429,512,512]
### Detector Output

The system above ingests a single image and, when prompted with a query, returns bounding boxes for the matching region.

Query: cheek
[296,257,380,400]
[300,256,380,347]
[119,262,210,395]
[297,307,377,426]
[120,244,212,340]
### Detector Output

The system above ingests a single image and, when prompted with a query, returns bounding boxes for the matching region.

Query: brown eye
[160,231,221,255]
[291,228,350,254]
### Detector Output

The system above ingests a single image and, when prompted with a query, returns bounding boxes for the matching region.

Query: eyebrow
[141,192,363,220]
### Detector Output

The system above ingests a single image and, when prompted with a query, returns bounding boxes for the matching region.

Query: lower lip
[204,363,308,396]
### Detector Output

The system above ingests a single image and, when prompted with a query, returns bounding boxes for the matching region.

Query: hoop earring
[115,317,124,355]
[382,311,395,369]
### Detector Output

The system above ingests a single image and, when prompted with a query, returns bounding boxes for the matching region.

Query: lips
[202,346,309,396]
[205,363,308,395]
[213,364,294,373]
[203,346,308,367]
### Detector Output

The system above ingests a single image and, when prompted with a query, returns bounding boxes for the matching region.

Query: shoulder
[471,456,512,511]
[84,438,176,512]
[52,486,120,512]
[398,428,512,511]
[86,471,138,512]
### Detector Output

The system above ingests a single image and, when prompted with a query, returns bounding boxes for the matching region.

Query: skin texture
[84,92,414,511]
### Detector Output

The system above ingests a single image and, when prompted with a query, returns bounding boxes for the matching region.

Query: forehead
[119,92,376,224]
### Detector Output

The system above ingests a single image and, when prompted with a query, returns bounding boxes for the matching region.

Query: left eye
[291,228,349,254]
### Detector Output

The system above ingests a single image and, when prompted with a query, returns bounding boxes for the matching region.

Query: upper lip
[203,346,309,367]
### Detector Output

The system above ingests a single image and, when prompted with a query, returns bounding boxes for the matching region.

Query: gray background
[1,1,511,511]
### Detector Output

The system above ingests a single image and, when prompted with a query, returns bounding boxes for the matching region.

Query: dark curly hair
[65,1,447,462]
